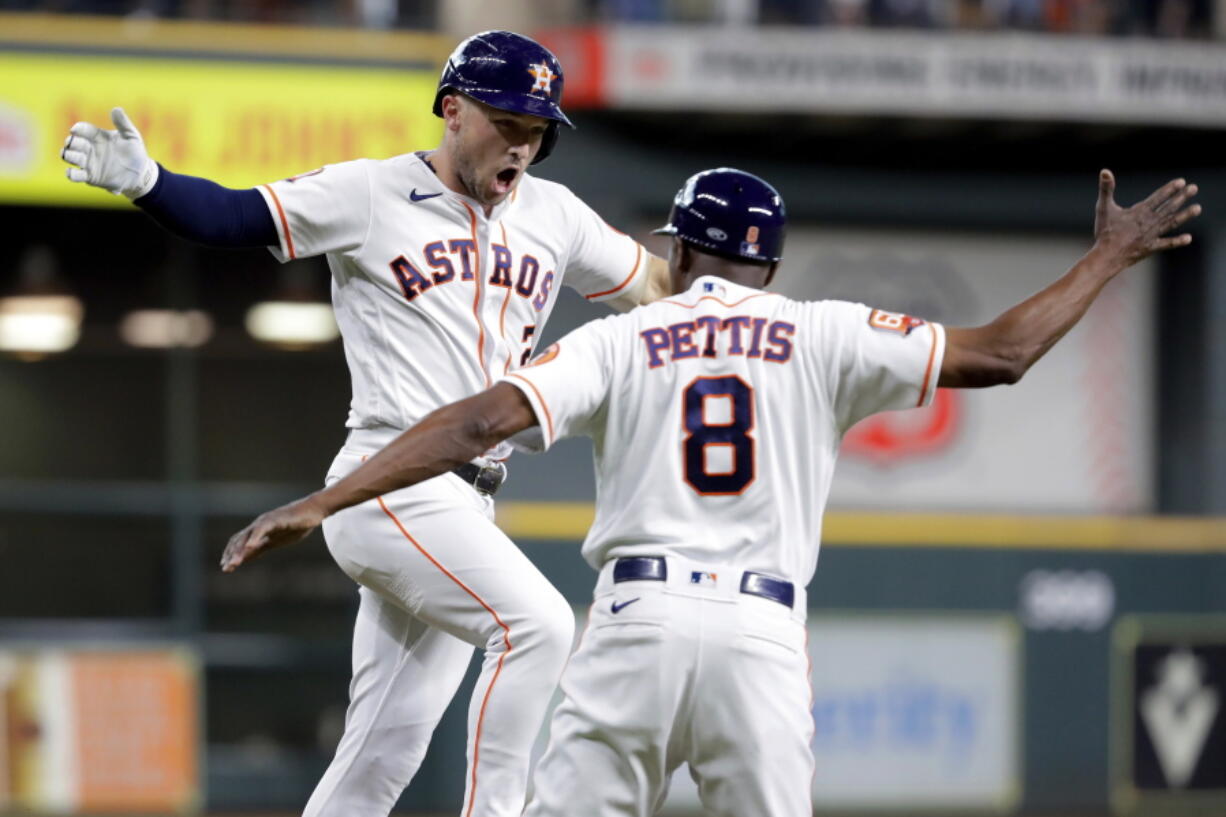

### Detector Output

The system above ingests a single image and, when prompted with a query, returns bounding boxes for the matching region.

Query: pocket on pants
[736,597,805,655]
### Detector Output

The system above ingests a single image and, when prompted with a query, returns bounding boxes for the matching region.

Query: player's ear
[440,94,464,131]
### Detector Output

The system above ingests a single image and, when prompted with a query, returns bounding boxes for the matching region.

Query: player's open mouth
[493,167,519,195]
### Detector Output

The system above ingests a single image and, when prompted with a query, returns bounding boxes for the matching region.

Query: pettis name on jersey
[639,316,795,368]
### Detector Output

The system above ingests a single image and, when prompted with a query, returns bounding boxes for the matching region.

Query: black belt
[612,556,795,609]
[452,461,507,496]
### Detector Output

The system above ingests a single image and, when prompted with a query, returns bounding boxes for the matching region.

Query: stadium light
[0,246,83,360]
[120,309,214,349]
[245,265,338,350]
[245,301,339,349]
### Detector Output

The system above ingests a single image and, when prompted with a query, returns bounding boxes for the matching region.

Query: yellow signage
[0,52,442,207]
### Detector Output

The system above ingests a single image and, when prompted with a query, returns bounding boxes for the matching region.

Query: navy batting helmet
[433,30,574,165]
[653,168,786,263]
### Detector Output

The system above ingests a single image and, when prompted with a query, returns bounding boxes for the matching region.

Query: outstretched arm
[939,170,1201,388]
[62,107,277,247]
[133,168,278,247]
[220,383,537,572]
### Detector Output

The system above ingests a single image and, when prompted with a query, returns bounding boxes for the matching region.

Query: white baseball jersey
[256,153,645,437]
[501,275,945,586]
[258,153,645,817]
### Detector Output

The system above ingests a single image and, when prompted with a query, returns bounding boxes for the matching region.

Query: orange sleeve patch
[868,308,926,335]
[525,343,560,367]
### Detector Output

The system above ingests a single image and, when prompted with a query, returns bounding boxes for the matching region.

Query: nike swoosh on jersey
[611,598,640,614]
[410,189,442,202]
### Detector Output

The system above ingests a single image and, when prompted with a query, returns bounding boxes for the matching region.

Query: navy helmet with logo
[433,30,574,165]
[653,168,786,263]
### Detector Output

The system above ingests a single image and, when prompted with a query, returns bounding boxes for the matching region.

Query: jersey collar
[690,275,758,300]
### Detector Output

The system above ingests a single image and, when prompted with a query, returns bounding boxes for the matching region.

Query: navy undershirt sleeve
[133,164,279,248]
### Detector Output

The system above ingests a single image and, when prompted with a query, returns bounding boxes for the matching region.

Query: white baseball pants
[525,557,815,817]
[303,437,574,817]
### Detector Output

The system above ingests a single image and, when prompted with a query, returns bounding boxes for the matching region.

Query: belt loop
[740,572,795,609]
[612,556,668,583]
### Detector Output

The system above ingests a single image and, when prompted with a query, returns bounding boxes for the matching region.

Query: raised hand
[61,107,158,199]
[1093,169,1201,268]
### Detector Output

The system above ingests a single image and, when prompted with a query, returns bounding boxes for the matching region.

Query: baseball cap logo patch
[706,227,728,241]
[527,62,557,94]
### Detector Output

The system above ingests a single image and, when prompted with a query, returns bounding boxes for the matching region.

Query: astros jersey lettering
[503,275,945,587]
[257,153,644,434]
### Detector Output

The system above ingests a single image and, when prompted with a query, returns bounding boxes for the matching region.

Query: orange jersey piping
[497,222,515,371]
[917,326,940,407]
[584,242,643,301]
[461,202,492,388]
[660,292,778,310]
[505,372,555,444]
[376,496,511,817]
[262,184,295,259]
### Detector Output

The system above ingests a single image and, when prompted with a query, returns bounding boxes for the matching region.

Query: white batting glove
[61,107,159,199]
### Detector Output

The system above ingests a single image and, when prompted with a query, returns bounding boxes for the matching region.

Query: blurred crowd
[0,0,1217,40]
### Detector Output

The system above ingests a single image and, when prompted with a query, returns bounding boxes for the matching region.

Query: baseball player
[61,31,671,817]
[220,165,1200,816]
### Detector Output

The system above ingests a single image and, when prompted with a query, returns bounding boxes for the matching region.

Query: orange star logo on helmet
[527,62,557,95]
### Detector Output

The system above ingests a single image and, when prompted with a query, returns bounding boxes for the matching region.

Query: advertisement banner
[771,227,1155,513]
[807,616,1020,809]
[0,646,199,814]
[578,26,1226,127]
[0,53,441,207]
[647,614,1020,813]
[1113,617,1226,816]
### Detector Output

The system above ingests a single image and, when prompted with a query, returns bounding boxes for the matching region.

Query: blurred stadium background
[1,0,1224,815]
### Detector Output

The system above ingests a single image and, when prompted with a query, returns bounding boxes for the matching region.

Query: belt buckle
[473,461,507,495]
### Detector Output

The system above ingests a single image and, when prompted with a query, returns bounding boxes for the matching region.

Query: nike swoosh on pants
[611,598,640,614]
